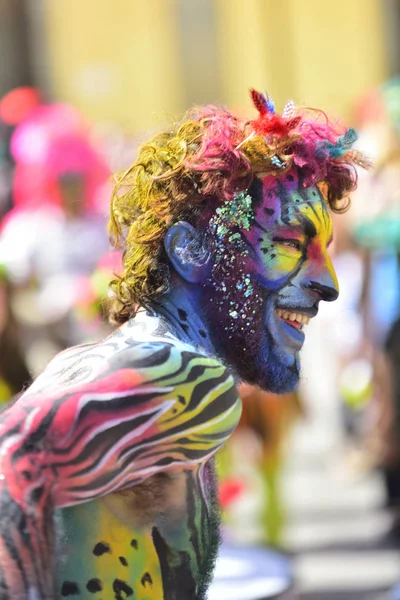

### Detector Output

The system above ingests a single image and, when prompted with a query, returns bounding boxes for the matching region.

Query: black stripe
[59,409,162,476]
[118,382,237,459]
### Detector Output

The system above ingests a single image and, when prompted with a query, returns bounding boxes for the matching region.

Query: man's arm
[0,399,55,599]
[0,343,240,599]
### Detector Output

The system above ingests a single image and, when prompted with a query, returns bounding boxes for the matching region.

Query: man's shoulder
[107,326,228,381]
[108,314,228,370]
[24,323,229,398]
[23,339,111,396]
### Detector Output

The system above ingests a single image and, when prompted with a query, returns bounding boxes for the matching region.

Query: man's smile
[271,306,318,352]
[275,308,311,330]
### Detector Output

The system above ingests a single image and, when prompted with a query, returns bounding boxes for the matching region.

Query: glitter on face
[206,189,260,337]
[208,190,253,257]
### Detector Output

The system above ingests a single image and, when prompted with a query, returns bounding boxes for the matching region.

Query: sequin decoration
[207,190,253,270]
[208,190,253,244]
[206,190,261,337]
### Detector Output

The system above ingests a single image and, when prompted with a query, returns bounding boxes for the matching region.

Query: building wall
[44,0,388,130]
[44,0,185,130]
[0,0,33,96]
[215,0,388,118]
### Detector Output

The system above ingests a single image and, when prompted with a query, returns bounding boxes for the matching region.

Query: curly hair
[108,97,363,324]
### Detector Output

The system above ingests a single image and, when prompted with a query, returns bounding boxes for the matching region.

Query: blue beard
[201,253,301,393]
[248,329,300,393]
[202,295,300,394]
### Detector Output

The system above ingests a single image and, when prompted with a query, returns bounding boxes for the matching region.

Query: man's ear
[164,221,211,283]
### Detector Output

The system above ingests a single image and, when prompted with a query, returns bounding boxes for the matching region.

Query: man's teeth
[275,309,310,326]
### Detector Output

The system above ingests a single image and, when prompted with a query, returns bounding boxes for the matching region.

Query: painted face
[202,171,339,393]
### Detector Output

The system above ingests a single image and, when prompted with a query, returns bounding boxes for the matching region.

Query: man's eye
[273,238,303,251]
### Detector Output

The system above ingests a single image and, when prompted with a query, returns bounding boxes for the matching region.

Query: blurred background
[1,1,400,599]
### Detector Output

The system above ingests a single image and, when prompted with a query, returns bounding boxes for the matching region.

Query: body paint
[0,312,241,599]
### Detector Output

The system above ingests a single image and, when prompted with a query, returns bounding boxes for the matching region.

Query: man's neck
[153,287,217,357]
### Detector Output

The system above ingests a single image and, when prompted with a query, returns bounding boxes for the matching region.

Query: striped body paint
[0,312,241,599]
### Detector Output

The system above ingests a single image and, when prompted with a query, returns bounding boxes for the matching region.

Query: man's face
[202,171,339,393]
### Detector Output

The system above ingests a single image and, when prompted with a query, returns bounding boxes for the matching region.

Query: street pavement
[283,411,400,600]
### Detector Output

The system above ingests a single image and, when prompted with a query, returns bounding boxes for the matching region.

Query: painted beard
[201,253,300,394]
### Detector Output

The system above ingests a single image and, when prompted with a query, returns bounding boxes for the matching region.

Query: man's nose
[304,280,339,302]
[302,255,339,302]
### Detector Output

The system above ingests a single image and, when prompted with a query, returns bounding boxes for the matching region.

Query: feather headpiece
[248,88,372,175]
[249,89,301,139]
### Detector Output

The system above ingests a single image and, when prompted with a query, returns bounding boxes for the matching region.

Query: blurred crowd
[1,82,400,554]
[0,87,127,384]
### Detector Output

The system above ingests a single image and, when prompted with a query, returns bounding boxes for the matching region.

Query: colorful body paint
[55,464,219,599]
[0,312,241,599]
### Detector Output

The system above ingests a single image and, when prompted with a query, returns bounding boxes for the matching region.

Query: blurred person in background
[0,88,43,222]
[341,80,400,508]
[383,319,400,510]
[0,90,368,600]
[0,100,111,373]
[0,265,31,405]
[218,384,303,547]
[0,124,12,222]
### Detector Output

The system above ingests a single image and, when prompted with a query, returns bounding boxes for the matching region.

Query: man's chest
[55,465,220,600]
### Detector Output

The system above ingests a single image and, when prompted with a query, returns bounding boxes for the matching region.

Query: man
[0,90,367,599]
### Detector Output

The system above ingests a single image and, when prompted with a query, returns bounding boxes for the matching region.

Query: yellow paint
[96,498,163,598]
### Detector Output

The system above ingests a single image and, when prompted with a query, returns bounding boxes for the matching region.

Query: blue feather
[265,92,275,113]
[337,128,358,149]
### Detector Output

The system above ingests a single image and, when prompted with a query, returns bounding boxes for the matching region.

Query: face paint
[203,170,338,393]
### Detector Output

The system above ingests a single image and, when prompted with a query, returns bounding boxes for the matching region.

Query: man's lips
[275,305,319,318]
[275,306,318,330]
